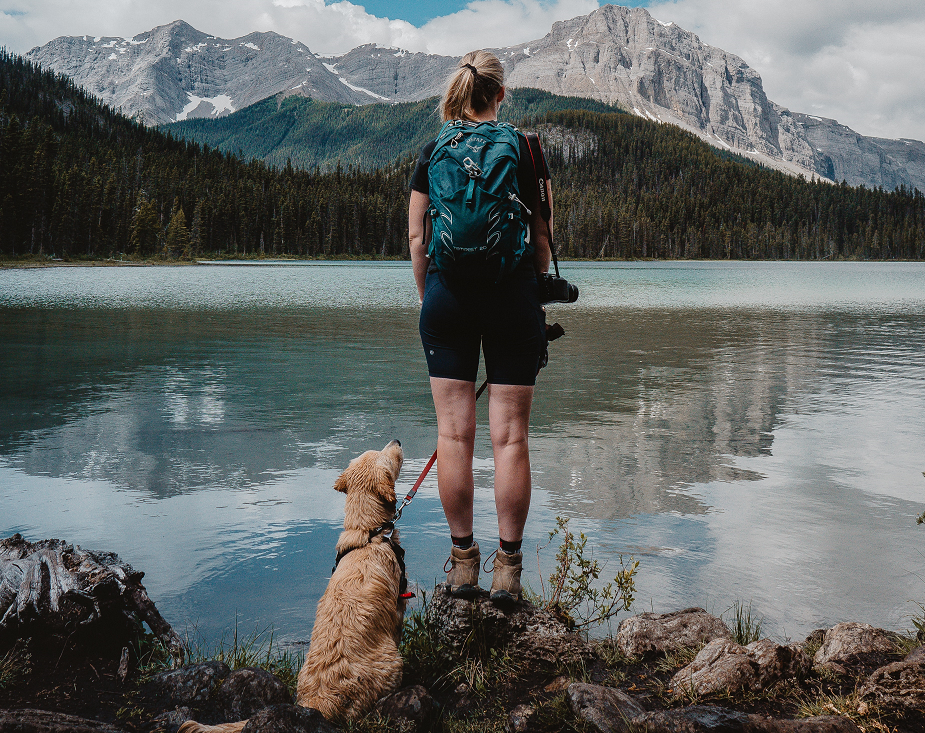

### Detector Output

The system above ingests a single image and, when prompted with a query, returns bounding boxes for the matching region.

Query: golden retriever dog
[179,439,407,732]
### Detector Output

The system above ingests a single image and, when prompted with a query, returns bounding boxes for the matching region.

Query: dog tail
[177,720,247,733]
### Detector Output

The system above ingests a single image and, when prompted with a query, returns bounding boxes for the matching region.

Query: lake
[2,261,924,646]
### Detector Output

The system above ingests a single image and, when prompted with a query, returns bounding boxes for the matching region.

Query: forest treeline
[0,51,410,259]
[1,49,923,261]
[163,88,625,172]
[545,110,925,260]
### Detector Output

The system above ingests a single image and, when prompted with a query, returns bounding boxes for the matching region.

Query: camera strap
[524,132,560,278]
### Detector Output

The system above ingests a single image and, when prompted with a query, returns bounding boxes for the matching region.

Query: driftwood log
[0,534,184,663]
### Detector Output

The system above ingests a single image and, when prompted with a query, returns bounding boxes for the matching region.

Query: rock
[142,660,231,712]
[566,682,647,733]
[443,682,478,717]
[426,584,594,668]
[216,667,293,720]
[544,675,571,692]
[813,623,898,669]
[616,608,732,658]
[505,703,535,733]
[669,639,810,698]
[239,705,340,733]
[859,659,925,712]
[634,706,861,733]
[904,644,925,663]
[148,707,195,732]
[633,705,760,732]
[0,709,128,732]
[374,685,437,730]
[767,718,862,733]
[803,630,826,648]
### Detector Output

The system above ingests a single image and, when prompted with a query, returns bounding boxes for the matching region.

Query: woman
[408,49,552,605]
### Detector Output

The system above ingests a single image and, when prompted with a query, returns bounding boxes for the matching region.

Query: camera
[538,273,579,304]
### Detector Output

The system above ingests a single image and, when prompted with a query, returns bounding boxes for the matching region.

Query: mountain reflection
[530,307,831,519]
[4,303,834,516]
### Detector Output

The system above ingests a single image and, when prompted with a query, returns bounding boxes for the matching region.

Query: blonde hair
[439,50,505,122]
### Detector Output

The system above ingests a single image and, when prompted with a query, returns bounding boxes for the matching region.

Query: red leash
[393,379,489,522]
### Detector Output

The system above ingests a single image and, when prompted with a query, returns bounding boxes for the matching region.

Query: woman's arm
[530,182,552,276]
[408,190,431,302]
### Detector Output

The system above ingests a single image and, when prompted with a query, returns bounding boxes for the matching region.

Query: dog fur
[178,440,406,732]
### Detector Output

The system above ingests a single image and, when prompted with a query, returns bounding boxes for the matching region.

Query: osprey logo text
[466,136,487,153]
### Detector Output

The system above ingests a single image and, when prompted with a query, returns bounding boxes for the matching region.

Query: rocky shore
[2,536,923,732]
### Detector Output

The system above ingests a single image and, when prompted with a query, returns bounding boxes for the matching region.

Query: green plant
[726,601,764,645]
[795,689,888,730]
[182,619,304,695]
[654,642,703,674]
[400,591,454,689]
[0,645,31,690]
[538,517,639,629]
[911,602,925,642]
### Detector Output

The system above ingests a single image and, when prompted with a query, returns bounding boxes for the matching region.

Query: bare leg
[429,377,477,537]
[488,383,534,542]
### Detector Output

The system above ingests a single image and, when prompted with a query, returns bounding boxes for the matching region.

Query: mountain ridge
[25,5,925,191]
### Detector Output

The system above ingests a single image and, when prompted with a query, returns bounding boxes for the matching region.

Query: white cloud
[3,0,923,141]
[0,0,599,56]
[647,0,925,141]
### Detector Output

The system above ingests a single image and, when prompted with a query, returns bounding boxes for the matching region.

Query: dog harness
[332,521,411,600]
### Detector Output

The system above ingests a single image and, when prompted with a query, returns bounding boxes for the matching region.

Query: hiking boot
[446,542,480,598]
[489,549,522,606]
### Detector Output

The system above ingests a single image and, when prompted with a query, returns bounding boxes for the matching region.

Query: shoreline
[3,255,919,269]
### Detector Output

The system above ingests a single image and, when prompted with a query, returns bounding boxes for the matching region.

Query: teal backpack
[427,120,532,284]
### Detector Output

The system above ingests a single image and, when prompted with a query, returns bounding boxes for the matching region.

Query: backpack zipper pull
[450,131,464,148]
[509,192,532,215]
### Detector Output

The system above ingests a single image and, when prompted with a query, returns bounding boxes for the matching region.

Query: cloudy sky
[2,0,923,142]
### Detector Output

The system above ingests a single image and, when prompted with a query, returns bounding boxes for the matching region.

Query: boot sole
[449,583,480,599]
[489,589,520,607]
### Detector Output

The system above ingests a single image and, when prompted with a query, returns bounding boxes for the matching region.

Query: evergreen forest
[1,49,923,261]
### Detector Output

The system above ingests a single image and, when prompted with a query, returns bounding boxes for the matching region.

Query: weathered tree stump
[0,534,184,664]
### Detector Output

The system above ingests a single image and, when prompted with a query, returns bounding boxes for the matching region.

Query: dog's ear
[334,453,365,494]
[334,468,351,494]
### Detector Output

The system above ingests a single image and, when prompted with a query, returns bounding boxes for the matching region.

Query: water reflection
[1,263,924,641]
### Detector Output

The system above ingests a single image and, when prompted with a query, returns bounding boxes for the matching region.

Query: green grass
[134,620,303,695]
[726,601,764,646]
[0,646,31,690]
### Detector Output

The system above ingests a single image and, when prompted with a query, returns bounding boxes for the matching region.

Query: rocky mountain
[26,5,925,191]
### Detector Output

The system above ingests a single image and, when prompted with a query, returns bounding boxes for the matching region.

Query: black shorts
[419,270,546,386]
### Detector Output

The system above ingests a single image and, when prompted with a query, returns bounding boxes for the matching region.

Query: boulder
[505,703,535,733]
[669,639,810,698]
[216,667,293,720]
[0,709,128,732]
[374,685,437,731]
[566,682,646,733]
[239,705,339,733]
[813,623,897,669]
[144,661,231,710]
[859,658,925,712]
[633,705,761,732]
[904,644,925,663]
[766,718,862,733]
[634,707,861,733]
[615,609,732,658]
[426,584,594,667]
[148,706,195,732]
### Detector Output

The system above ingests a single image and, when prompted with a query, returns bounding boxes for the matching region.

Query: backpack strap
[524,132,560,278]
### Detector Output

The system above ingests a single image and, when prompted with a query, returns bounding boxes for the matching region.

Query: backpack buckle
[463,157,482,179]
